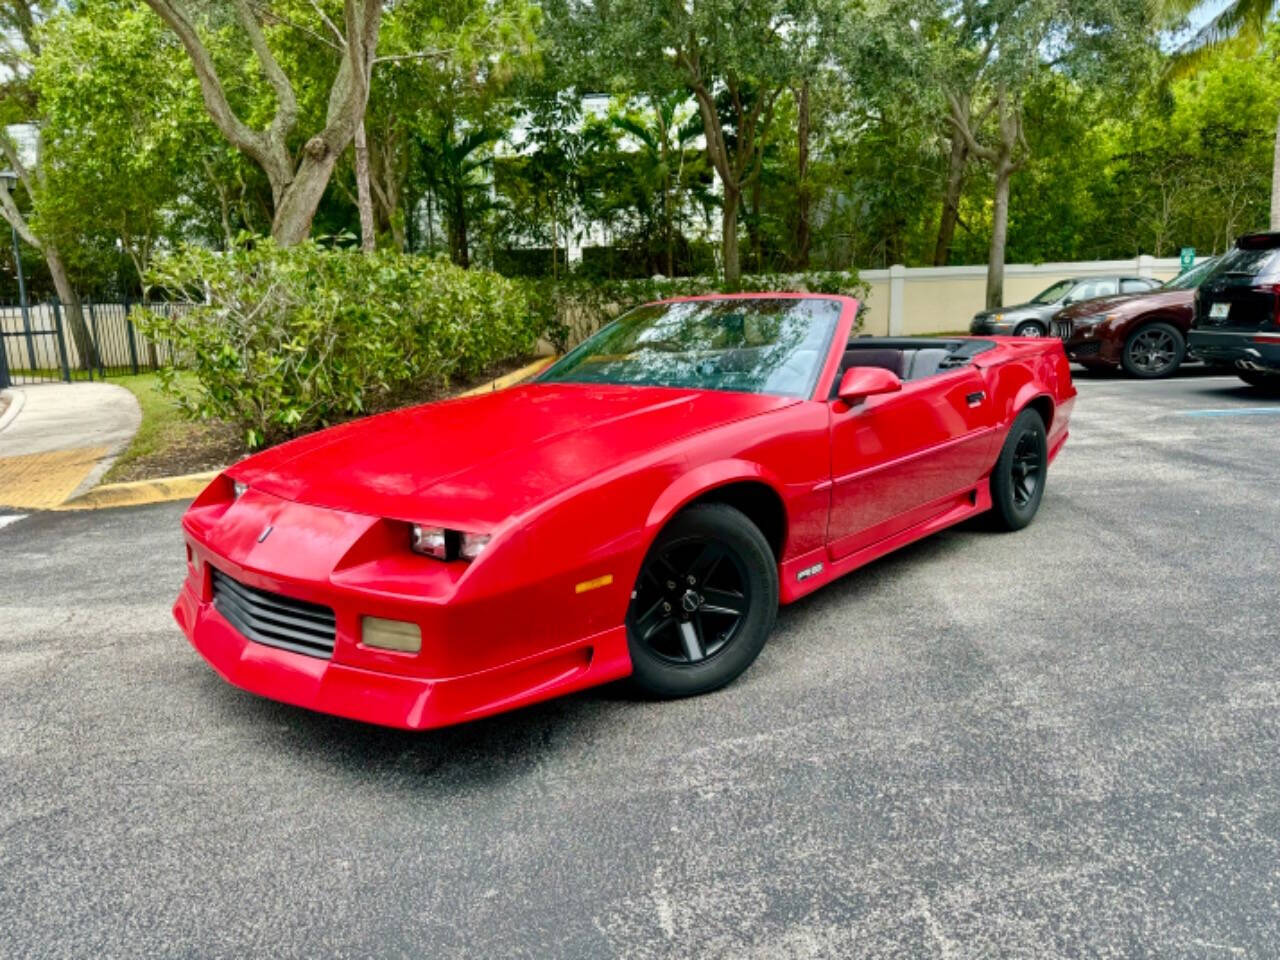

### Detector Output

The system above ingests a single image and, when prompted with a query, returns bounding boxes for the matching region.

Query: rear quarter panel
[979,339,1076,458]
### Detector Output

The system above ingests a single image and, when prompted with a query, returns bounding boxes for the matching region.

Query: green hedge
[136,241,541,449]
[524,270,870,352]
[136,242,868,451]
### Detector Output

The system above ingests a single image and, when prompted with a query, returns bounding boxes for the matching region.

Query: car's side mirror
[837,366,903,404]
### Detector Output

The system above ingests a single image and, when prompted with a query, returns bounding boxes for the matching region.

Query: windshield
[1162,257,1218,291]
[538,297,841,397]
[1030,279,1074,304]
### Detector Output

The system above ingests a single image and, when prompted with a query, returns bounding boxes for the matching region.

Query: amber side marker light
[362,616,422,653]
[575,574,613,594]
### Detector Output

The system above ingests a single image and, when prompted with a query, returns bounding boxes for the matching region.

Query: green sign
[1180,247,1195,273]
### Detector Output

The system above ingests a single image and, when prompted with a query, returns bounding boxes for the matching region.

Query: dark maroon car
[1050,257,1218,378]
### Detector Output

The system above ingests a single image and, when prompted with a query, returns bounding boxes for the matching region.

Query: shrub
[135,240,540,449]
[523,269,870,352]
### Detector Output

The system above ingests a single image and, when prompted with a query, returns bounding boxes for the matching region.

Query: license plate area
[1209,301,1231,320]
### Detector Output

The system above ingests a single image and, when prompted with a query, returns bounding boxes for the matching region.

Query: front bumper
[175,579,629,730]
[1188,330,1280,373]
[174,485,634,730]
[970,317,1019,335]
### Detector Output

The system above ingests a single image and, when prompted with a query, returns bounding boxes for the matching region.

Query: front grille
[211,568,336,659]
[1051,319,1073,339]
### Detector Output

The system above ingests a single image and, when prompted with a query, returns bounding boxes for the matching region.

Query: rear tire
[626,503,778,698]
[1238,370,1280,395]
[1121,322,1184,379]
[989,408,1048,532]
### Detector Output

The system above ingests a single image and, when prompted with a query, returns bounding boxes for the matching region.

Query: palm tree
[1162,1,1280,226]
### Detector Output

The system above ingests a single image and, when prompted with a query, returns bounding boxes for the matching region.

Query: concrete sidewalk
[0,382,140,509]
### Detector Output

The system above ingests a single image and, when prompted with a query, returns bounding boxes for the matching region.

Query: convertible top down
[174,293,1075,729]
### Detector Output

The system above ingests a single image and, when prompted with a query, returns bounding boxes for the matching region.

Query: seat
[840,348,906,377]
[904,348,950,380]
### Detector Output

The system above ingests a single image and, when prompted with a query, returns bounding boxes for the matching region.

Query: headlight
[409,524,491,562]
[993,313,1004,323]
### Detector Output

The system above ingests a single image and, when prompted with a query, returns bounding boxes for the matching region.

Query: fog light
[361,616,421,653]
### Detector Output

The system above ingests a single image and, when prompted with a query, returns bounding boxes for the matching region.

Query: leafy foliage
[528,269,869,352]
[135,240,541,448]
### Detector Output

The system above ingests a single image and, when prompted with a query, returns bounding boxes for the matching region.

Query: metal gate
[0,298,190,388]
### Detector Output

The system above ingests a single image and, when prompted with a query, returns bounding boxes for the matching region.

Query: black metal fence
[0,299,195,387]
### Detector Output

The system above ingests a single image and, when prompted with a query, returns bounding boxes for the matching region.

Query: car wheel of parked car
[1013,322,1045,337]
[1121,322,1185,379]
[1238,370,1280,395]
[989,408,1048,532]
[626,503,778,698]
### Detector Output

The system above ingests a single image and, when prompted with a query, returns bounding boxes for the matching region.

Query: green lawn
[103,373,240,484]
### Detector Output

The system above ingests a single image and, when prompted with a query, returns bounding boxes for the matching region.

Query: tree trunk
[354,119,376,252]
[794,80,811,270]
[451,185,469,268]
[270,143,341,246]
[935,128,969,266]
[749,173,763,272]
[986,165,1011,310]
[722,184,741,289]
[45,245,95,371]
[1271,101,1280,230]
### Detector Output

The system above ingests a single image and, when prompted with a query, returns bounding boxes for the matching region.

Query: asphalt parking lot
[2,370,1278,958]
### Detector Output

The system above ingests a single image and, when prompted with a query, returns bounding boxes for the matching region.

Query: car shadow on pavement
[189,524,975,790]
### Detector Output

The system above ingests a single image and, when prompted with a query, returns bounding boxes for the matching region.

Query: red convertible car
[174,294,1075,730]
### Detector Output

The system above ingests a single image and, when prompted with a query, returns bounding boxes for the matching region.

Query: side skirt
[778,482,993,605]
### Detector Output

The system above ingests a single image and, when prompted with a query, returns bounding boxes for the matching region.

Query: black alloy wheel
[1121,323,1185,379]
[626,503,777,698]
[989,408,1048,531]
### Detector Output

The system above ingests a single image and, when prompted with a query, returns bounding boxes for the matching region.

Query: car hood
[1055,288,1189,319]
[232,382,797,528]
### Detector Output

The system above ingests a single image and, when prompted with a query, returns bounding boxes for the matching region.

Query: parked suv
[970,275,1161,337]
[1050,257,1218,378]
[1189,232,1280,393]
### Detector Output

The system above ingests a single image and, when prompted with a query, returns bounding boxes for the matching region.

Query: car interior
[829,338,994,396]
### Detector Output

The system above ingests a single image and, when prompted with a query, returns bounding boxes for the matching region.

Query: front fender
[643,459,787,534]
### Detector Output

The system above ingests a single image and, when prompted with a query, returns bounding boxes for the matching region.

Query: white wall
[856,255,1192,336]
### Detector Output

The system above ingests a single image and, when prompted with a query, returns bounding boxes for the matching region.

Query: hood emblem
[258,525,274,543]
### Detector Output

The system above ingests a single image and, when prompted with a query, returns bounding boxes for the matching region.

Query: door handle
[966,391,986,407]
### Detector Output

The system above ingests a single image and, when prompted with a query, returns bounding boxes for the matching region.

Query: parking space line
[0,514,27,531]
[1177,408,1280,417]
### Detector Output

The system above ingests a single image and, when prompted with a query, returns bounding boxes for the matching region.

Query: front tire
[626,503,778,698]
[1013,321,1046,338]
[1121,322,1184,379]
[989,408,1048,531]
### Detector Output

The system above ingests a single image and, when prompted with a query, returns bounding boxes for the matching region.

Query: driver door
[826,367,997,559]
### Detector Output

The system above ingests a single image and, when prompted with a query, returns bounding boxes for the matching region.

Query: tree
[578,0,842,286]
[0,0,95,368]
[141,0,383,246]
[920,0,1158,307]
[34,3,204,300]
[1161,1,1280,227]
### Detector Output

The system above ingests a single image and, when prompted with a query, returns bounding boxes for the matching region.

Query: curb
[456,355,555,397]
[0,387,26,434]
[52,355,559,512]
[57,470,222,511]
